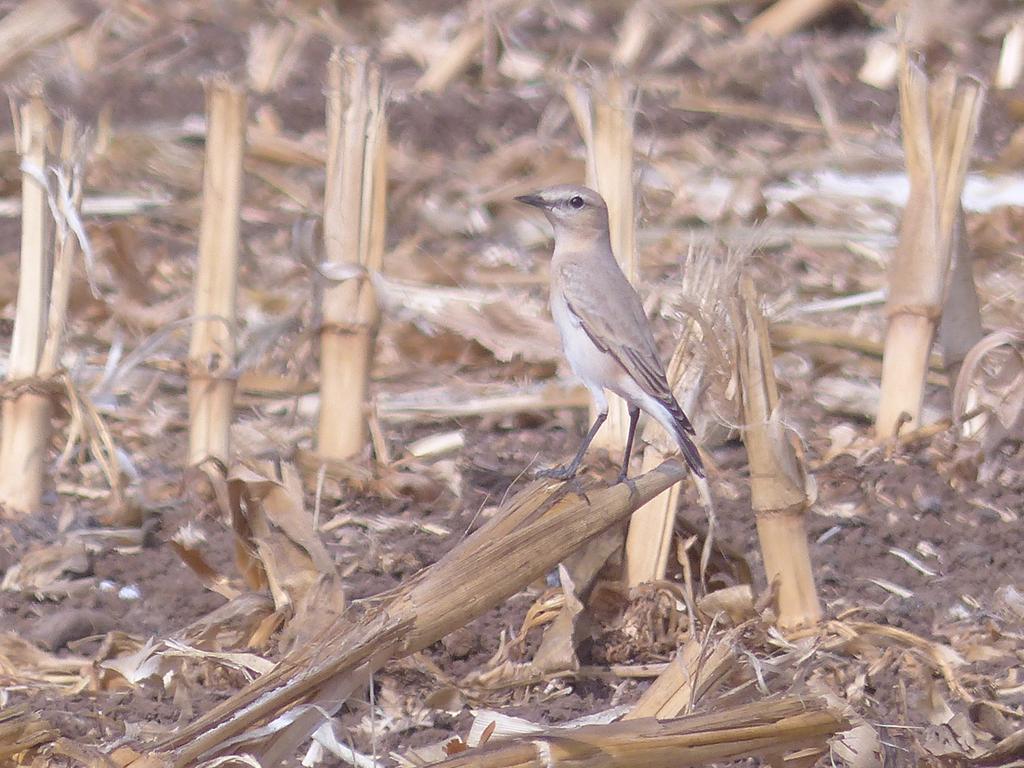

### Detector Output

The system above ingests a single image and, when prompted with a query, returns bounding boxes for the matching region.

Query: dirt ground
[1,1,1024,767]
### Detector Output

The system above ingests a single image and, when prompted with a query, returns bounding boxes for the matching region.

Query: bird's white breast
[550,289,617,389]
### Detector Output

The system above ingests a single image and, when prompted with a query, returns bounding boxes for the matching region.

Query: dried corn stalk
[614,1,656,68]
[746,0,842,39]
[247,21,304,94]
[318,50,387,460]
[222,461,344,650]
[938,207,984,396]
[564,77,637,454]
[0,0,83,77]
[141,461,689,767]
[996,22,1024,90]
[377,380,589,423]
[533,526,624,673]
[625,245,740,585]
[0,706,56,762]
[415,19,486,93]
[876,60,984,438]
[188,79,247,466]
[429,696,847,768]
[735,276,821,632]
[625,629,740,720]
[0,96,86,516]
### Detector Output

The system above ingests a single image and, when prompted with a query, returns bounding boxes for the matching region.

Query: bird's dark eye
[569,195,585,209]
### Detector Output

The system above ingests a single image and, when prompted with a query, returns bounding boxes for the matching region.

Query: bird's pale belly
[551,292,620,388]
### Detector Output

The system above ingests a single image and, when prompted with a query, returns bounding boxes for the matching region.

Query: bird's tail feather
[665,398,705,478]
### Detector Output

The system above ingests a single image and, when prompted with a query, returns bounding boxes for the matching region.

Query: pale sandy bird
[516,184,704,482]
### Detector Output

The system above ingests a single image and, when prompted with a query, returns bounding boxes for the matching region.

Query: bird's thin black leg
[538,411,608,480]
[617,405,640,484]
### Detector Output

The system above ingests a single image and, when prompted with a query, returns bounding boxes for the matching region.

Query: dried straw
[188,79,247,466]
[146,461,689,766]
[0,94,59,515]
[317,50,387,460]
[876,59,984,437]
[735,276,821,632]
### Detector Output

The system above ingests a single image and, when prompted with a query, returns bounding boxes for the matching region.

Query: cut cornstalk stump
[0,95,58,516]
[876,58,984,439]
[317,50,387,461]
[188,79,247,467]
[735,276,822,633]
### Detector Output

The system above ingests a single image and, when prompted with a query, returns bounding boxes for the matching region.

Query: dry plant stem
[625,333,714,586]
[152,461,688,766]
[626,632,738,719]
[377,381,589,422]
[0,706,57,760]
[746,0,842,39]
[736,276,821,632]
[625,447,681,585]
[565,77,637,452]
[0,0,83,77]
[415,21,485,93]
[876,60,983,438]
[247,21,301,94]
[938,208,983,396]
[664,93,875,140]
[996,22,1024,90]
[0,96,54,515]
[318,50,386,460]
[625,340,699,586]
[772,322,945,371]
[188,80,246,467]
[627,246,735,586]
[430,696,847,768]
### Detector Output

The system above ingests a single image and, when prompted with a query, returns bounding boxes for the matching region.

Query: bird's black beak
[515,193,547,209]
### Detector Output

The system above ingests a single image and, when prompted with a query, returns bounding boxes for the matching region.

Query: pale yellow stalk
[317,50,387,460]
[188,79,247,466]
[0,96,56,515]
[736,276,821,632]
[876,60,983,437]
[564,78,637,453]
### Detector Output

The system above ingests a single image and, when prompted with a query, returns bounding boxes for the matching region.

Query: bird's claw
[617,474,639,499]
[535,465,578,481]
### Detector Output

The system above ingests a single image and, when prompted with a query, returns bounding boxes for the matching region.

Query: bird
[516,184,705,483]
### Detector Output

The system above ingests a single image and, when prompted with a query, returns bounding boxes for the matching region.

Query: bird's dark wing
[559,261,696,438]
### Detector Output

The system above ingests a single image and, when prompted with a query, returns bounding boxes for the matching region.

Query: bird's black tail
[665,397,705,478]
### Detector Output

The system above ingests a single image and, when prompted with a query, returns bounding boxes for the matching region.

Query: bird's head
[515,184,609,237]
